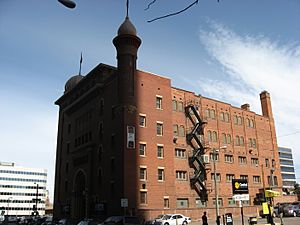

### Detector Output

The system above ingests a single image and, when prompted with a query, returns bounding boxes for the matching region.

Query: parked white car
[154,214,191,225]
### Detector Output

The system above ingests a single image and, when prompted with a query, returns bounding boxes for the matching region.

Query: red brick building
[53,16,282,221]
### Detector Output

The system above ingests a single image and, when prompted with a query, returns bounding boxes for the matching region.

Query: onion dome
[117,16,137,36]
[64,75,84,93]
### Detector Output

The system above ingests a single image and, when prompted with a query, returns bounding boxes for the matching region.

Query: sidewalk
[190,216,282,225]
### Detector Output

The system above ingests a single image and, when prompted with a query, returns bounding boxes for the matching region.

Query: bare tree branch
[147,0,199,23]
[145,0,157,11]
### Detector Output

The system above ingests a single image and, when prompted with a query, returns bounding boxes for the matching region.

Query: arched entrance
[72,170,86,220]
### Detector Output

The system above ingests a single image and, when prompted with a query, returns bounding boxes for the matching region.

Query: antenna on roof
[79,52,83,75]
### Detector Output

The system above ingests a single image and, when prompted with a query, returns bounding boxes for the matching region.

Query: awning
[265,190,280,197]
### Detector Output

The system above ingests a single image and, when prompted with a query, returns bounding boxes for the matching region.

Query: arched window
[211,109,216,119]
[227,134,231,144]
[240,136,245,146]
[233,115,238,125]
[246,118,250,127]
[220,112,225,121]
[222,133,227,144]
[172,100,177,111]
[173,125,178,136]
[179,125,185,137]
[225,113,230,122]
[212,131,218,142]
[237,117,242,125]
[235,136,240,146]
[208,130,212,142]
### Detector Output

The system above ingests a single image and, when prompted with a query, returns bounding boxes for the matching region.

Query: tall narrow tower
[113,16,142,104]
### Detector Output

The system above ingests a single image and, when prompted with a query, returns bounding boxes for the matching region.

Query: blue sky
[0,0,299,201]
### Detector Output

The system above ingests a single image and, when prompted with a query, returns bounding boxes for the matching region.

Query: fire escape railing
[185,104,208,201]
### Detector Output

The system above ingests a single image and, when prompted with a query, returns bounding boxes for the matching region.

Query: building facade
[278,147,296,194]
[0,162,47,216]
[54,16,282,221]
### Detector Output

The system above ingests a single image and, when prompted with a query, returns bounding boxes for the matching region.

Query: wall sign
[232,179,249,195]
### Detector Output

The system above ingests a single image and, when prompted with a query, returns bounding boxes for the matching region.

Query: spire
[79,52,83,75]
[126,0,129,18]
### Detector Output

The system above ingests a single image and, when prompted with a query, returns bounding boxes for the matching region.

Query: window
[157,145,164,158]
[65,162,69,173]
[233,115,238,124]
[210,153,219,161]
[211,173,221,182]
[99,98,104,116]
[111,106,116,120]
[250,119,254,128]
[140,167,147,180]
[222,133,226,144]
[67,142,70,154]
[246,118,250,127]
[238,156,247,164]
[224,113,230,122]
[175,148,186,158]
[164,197,170,208]
[68,123,71,134]
[139,115,146,127]
[172,100,177,111]
[226,174,235,182]
[158,168,164,181]
[140,191,147,204]
[228,198,236,206]
[213,198,223,206]
[156,96,162,109]
[208,130,212,142]
[176,198,189,208]
[211,109,216,119]
[235,136,240,146]
[179,125,185,137]
[205,109,210,118]
[253,176,261,183]
[240,137,245,146]
[98,145,103,161]
[139,143,146,156]
[196,198,207,208]
[237,116,243,125]
[227,134,231,144]
[225,155,234,163]
[220,112,225,121]
[212,131,218,142]
[157,122,163,136]
[249,138,257,148]
[265,159,269,167]
[240,175,248,180]
[178,102,184,112]
[251,158,259,166]
[98,168,102,185]
[98,121,103,138]
[173,124,178,136]
[176,171,187,180]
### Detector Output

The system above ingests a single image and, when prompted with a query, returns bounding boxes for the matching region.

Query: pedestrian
[202,212,208,225]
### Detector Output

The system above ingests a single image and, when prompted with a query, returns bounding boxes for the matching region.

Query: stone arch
[72,169,87,220]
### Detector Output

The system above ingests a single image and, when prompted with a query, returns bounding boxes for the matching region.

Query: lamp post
[212,146,226,225]
[7,197,13,216]
[33,183,39,216]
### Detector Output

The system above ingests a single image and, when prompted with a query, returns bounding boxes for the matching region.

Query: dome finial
[126,0,129,18]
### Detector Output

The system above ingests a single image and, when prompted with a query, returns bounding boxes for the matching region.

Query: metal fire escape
[185,104,208,201]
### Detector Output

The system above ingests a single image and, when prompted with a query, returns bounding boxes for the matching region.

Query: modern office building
[0,162,47,216]
[54,16,282,221]
[278,147,296,194]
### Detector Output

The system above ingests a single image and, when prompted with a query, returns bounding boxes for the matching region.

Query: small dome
[64,75,84,93]
[117,17,137,36]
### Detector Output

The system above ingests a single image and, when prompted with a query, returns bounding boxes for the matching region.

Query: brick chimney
[260,91,273,118]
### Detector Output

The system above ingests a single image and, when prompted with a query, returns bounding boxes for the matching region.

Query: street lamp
[33,183,39,216]
[212,146,226,225]
[7,197,13,216]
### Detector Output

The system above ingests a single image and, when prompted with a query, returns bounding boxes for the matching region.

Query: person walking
[202,212,208,225]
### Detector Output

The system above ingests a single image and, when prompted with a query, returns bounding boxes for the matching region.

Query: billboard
[232,179,249,195]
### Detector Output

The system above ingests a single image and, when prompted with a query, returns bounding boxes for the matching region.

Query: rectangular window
[210,153,219,161]
[228,198,236,206]
[157,145,164,158]
[140,191,147,204]
[176,198,189,208]
[265,159,269,167]
[139,143,146,156]
[225,155,234,163]
[226,174,235,182]
[196,198,207,208]
[240,175,248,180]
[156,96,162,109]
[238,156,247,164]
[140,167,147,181]
[251,158,259,166]
[157,122,163,136]
[158,168,164,181]
[211,173,221,182]
[253,176,261,183]
[139,115,146,127]
[176,171,187,180]
[175,148,186,158]
[164,197,170,208]
[213,198,223,206]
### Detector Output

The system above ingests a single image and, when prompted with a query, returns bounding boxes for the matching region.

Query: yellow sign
[262,202,269,214]
[235,182,240,189]
[265,190,280,197]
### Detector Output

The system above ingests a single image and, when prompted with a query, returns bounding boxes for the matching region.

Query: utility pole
[213,148,220,225]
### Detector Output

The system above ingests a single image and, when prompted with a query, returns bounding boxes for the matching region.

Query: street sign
[121,198,128,207]
[232,179,249,195]
[233,194,250,201]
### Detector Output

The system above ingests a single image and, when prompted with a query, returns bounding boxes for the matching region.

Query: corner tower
[113,16,142,104]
